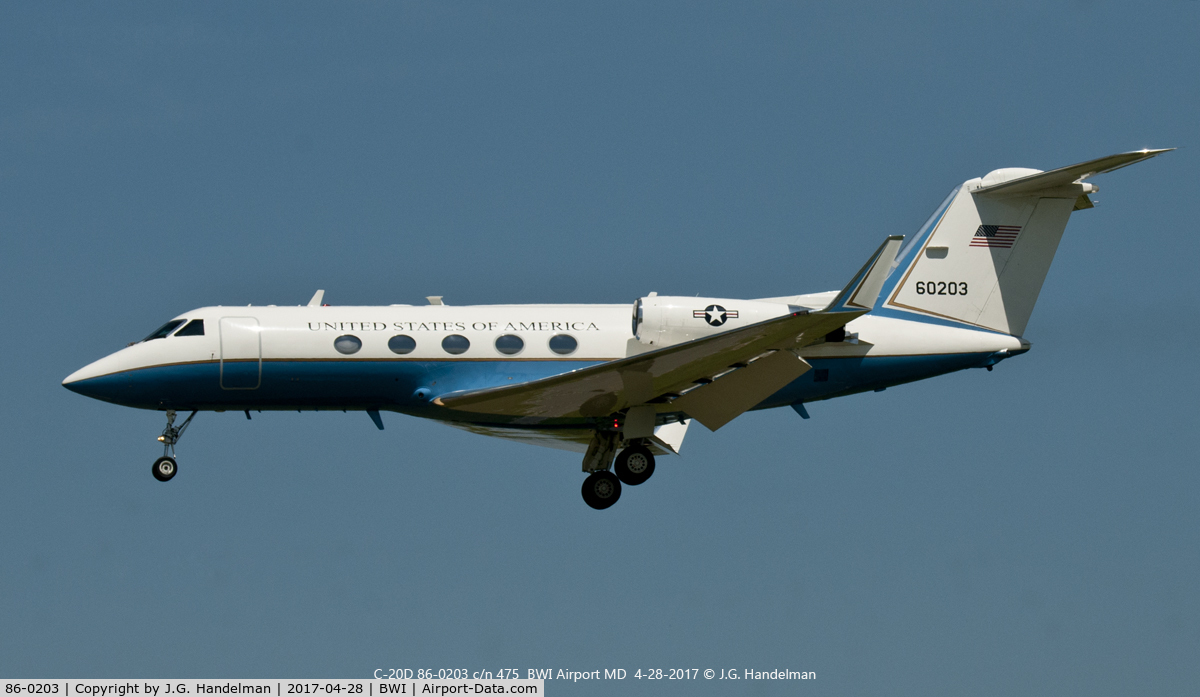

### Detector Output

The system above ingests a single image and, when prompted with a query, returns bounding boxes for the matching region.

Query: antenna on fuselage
[426,296,445,305]
[307,289,325,306]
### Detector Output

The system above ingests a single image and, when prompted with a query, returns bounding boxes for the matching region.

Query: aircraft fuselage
[64,301,1026,426]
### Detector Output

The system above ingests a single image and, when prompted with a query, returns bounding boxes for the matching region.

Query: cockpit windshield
[175,319,205,337]
[142,319,185,342]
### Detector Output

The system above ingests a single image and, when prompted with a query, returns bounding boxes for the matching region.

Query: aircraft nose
[63,365,96,390]
[62,351,129,400]
[64,357,108,388]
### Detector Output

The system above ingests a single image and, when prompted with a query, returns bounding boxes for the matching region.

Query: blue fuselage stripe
[65,352,1002,425]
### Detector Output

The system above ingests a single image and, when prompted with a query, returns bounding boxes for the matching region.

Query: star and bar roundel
[694,304,739,327]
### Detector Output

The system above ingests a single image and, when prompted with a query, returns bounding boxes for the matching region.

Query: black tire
[581,471,622,510]
[614,445,655,486]
[152,456,177,482]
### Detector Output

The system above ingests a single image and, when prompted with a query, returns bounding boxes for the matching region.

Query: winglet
[824,235,904,312]
[307,290,325,306]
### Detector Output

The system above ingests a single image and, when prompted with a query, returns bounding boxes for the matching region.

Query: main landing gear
[153,409,196,482]
[614,444,655,486]
[581,471,622,510]
[580,433,657,510]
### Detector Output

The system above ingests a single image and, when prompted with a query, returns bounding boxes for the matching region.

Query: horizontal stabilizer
[973,149,1172,197]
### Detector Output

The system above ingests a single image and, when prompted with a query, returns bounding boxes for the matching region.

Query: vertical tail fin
[875,150,1170,336]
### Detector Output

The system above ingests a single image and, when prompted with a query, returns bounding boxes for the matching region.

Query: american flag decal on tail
[970,224,1021,248]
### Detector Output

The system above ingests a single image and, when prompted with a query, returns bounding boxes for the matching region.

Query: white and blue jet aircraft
[65,149,1169,508]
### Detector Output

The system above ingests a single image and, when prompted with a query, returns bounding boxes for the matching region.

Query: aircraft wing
[442,420,691,456]
[435,236,903,427]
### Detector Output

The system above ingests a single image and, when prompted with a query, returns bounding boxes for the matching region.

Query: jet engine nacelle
[632,295,793,347]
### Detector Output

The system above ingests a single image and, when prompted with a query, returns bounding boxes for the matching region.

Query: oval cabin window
[494,335,524,355]
[442,334,470,355]
[388,335,416,354]
[548,334,578,355]
[334,335,362,355]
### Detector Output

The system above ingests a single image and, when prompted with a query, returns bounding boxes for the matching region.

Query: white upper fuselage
[68,303,637,380]
[64,294,1028,422]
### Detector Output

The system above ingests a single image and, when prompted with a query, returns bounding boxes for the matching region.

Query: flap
[441,422,683,457]
[650,419,690,454]
[672,349,812,431]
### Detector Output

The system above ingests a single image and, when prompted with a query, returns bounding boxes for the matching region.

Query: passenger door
[219,317,261,389]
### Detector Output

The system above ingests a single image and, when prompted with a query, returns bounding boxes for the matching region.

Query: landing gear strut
[580,431,621,509]
[153,409,196,482]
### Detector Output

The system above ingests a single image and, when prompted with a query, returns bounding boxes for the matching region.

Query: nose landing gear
[153,409,196,482]
[152,456,177,481]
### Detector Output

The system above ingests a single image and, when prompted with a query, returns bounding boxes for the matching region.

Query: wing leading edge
[435,236,903,429]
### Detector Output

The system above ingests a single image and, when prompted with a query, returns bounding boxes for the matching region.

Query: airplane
[63,149,1170,509]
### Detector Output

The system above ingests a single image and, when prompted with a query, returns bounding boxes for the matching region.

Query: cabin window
[549,334,578,355]
[142,319,185,342]
[494,335,524,355]
[388,335,416,355]
[813,368,829,383]
[334,335,362,355]
[442,334,470,355]
[175,319,205,337]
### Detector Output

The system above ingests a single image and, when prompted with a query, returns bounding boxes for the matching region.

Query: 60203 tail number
[915,281,967,296]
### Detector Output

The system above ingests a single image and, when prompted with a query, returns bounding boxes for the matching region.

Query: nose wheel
[153,409,196,482]
[152,456,177,481]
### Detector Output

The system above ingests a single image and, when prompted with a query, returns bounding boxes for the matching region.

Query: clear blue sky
[2,2,1197,695]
